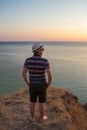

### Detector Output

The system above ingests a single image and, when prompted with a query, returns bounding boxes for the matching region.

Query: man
[22,42,52,122]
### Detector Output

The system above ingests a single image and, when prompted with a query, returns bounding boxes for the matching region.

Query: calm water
[0,41,87,104]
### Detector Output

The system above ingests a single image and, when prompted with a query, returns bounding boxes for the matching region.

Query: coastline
[0,86,87,130]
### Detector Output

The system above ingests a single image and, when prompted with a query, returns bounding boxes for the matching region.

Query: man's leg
[29,84,37,121]
[30,102,36,121]
[39,103,47,120]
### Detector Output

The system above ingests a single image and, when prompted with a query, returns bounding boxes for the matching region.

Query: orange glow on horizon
[1,27,87,42]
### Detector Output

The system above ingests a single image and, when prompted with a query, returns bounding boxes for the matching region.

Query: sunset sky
[0,0,87,41]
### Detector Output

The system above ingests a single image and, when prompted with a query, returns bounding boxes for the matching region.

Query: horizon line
[0,40,87,43]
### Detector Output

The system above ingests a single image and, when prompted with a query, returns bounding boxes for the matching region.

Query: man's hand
[45,68,52,87]
[22,68,29,86]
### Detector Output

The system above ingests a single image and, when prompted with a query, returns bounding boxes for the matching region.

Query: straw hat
[32,42,44,53]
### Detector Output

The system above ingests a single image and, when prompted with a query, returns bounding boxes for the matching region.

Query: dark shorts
[29,83,47,103]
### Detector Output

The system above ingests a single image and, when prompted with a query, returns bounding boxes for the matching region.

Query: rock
[0,86,87,130]
[83,103,87,111]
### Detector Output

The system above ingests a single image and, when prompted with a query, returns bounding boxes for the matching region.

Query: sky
[0,0,87,41]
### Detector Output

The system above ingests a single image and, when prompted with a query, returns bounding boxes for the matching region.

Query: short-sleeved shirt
[24,55,50,84]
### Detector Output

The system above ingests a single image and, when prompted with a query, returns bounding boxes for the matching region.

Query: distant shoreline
[0,41,87,47]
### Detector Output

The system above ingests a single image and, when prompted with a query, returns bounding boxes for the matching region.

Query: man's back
[24,55,50,84]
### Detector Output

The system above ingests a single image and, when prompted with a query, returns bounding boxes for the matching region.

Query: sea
[0,41,87,104]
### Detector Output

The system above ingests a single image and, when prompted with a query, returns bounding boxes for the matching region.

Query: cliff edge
[0,86,87,130]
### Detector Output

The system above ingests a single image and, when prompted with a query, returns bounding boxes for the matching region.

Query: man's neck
[34,54,41,57]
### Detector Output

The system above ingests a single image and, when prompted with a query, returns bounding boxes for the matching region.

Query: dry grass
[0,86,87,130]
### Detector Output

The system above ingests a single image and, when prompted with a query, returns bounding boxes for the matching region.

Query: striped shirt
[24,55,50,84]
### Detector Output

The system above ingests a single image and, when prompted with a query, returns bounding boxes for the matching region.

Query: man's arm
[22,67,29,86]
[45,68,52,87]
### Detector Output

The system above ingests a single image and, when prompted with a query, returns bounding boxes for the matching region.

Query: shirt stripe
[24,55,50,84]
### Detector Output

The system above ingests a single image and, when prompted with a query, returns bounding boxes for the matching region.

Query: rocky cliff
[0,86,87,130]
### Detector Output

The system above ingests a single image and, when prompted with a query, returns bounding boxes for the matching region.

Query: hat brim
[33,45,44,53]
